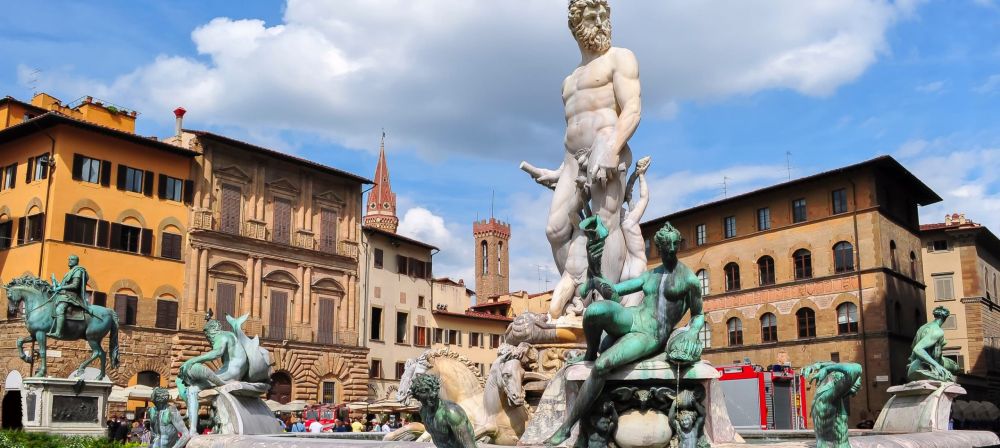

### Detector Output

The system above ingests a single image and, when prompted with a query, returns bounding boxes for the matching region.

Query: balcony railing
[192,210,358,260]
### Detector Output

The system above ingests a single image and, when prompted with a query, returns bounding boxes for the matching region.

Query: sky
[2,0,999,294]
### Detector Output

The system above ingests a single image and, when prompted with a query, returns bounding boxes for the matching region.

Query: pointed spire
[364,130,399,233]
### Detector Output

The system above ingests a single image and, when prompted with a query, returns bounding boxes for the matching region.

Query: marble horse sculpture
[803,362,863,448]
[393,349,489,442]
[482,343,531,445]
[4,268,120,379]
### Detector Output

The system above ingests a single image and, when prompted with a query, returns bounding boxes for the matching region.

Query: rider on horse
[48,254,90,338]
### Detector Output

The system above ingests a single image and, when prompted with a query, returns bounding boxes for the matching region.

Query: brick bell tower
[473,216,510,301]
[363,133,399,233]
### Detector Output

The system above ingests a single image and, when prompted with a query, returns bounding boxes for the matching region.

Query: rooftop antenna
[491,189,495,219]
[26,68,41,96]
[786,151,792,180]
[722,176,730,198]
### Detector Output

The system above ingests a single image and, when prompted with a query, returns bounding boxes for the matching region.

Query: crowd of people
[106,415,152,445]
[280,412,409,433]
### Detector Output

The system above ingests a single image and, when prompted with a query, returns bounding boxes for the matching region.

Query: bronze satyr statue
[545,218,706,446]
[907,306,960,382]
[411,373,476,448]
[803,362,862,448]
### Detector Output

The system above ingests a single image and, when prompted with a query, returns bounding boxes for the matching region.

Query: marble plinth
[209,382,283,435]
[20,377,114,436]
[519,359,743,447]
[873,380,965,433]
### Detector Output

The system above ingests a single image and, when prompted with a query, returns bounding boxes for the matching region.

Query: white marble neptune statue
[521,0,645,319]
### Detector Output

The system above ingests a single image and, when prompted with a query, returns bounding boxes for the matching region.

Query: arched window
[727,318,743,346]
[833,242,855,273]
[909,251,917,279]
[724,263,741,291]
[889,240,898,271]
[793,249,812,280]
[481,240,488,275]
[796,308,816,338]
[497,242,503,276]
[136,371,160,388]
[760,313,777,343]
[837,303,859,334]
[757,256,775,286]
[699,325,712,348]
[696,269,710,296]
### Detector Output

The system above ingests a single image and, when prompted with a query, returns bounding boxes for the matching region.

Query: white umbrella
[347,401,373,411]
[125,384,154,400]
[108,386,128,403]
[279,400,308,412]
[264,399,283,411]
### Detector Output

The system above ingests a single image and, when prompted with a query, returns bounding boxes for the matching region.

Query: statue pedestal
[873,380,965,433]
[20,377,113,436]
[519,358,743,447]
[200,382,283,435]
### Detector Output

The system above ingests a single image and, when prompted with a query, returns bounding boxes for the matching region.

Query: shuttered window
[396,255,408,275]
[272,198,292,244]
[320,209,337,253]
[0,221,12,249]
[72,154,110,185]
[267,290,288,340]
[91,292,107,307]
[158,174,184,202]
[155,300,178,329]
[2,163,15,190]
[110,223,148,254]
[161,233,182,260]
[220,184,242,235]
[215,283,237,331]
[115,294,138,326]
[19,214,44,245]
[373,249,384,269]
[64,214,99,246]
[318,297,335,344]
[27,153,49,183]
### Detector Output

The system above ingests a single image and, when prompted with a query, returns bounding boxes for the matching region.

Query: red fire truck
[716,363,808,430]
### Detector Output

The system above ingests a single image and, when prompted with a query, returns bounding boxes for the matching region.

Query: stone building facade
[639,156,941,425]
[920,213,1000,403]
[178,129,372,405]
[473,217,511,301]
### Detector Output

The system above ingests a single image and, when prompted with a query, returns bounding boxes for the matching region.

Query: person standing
[351,417,364,432]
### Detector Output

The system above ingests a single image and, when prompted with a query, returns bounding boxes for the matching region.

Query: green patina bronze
[411,374,477,448]
[803,362,862,448]
[907,306,960,382]
[149,387,189,448]
[3,255,120,379]
[177,309,272,435]
[544,218,706,446]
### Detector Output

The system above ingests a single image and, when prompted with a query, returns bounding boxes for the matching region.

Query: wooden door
[268,290,288,340]
[317,297,335,344]
[272,198,291,244]
[320,209,337,253]
[216,283,237,330]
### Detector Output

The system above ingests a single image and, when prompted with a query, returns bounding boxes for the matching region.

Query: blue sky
[3,1,998,292]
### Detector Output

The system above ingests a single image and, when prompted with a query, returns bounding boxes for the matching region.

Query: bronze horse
[4,274,120,378]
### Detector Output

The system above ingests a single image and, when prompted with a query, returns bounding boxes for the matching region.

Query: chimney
[945,214,953,225]
[173,107,187,138]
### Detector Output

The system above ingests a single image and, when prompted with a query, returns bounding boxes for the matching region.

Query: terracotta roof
[643,155,941,227]
[0,96,48,114]
[0,111,198,157]
[186,129,372,184]
[363,225,439,251]
[529,290,554,298]
[469,300,511,309]
[431,309,513,322]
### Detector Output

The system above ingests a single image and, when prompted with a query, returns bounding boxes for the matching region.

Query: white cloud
[973,0,996,8]
[901,145,1000,231]
[896,138,929,157]
[974,74,1000,94]
[43,0,921,162]
[915,80,945,93]
[397,207,473,287]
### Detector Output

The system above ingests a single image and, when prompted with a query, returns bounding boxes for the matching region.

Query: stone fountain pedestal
[198,382,283,435]
[20,376,114,436]
[519,357,743,447]
[872,380,965,433]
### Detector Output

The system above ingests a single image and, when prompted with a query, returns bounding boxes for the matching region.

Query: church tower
[473,216,510,301]
[363,134,399,233]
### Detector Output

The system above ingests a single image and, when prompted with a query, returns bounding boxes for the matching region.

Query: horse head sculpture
[492,356,526,407]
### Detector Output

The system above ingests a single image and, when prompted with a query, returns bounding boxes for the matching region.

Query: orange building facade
[0,94,196,423]
[640,156,941,425]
